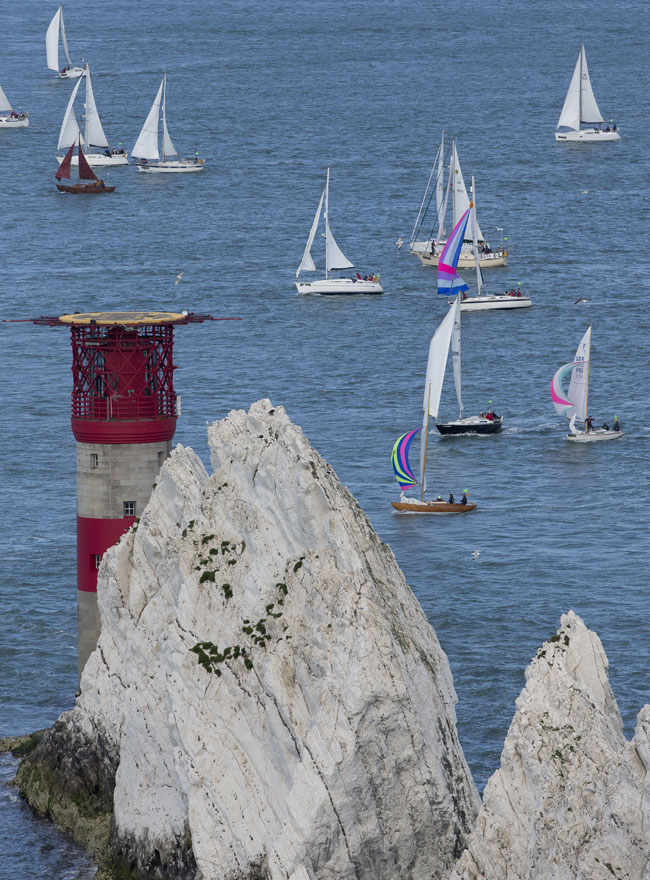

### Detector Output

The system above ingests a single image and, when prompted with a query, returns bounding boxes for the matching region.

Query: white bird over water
[174,270,185,285]
[395,237,403,249]
[472,549,481,560]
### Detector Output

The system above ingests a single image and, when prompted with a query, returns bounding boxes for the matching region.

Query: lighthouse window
[90,453,99,469]
[123,501,136,517]
[93,554,101,570]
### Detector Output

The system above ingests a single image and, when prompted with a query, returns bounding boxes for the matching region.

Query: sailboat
[132,74,205,173]
[295,168,383,295]
[551,325,623,442]
[56,64,128,167]
[0,85,28,128]
[431,211,504,435]
[555,45,620,142]
[55,137,115,194]
[46,7,83,79]
[410,135,507,269]
[390,430,476,513]
[457,178,532,312]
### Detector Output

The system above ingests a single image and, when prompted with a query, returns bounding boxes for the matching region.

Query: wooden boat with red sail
[55,137,115,194]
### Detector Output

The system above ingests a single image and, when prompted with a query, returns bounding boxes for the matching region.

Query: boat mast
[421,383,431,502]
[579,45,583,126]
[585,322,592,421]
[161,72,167,162]
[324,167,330,280]
[470,176,482,296]
[83,64,89,155]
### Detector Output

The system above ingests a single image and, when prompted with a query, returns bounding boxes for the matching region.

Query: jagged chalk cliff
[19,400,479,880]
[450,610,650,880]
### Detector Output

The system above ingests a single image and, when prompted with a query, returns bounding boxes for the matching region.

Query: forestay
[57,75,84,150]
[296,189,324,276]
[0,85,12,114]
[132,80,163,161]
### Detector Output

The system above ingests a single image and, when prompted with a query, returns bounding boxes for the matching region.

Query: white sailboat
[555,45,620,142]
[46,7,83,79]
[55,64,128,167]
[458,178,532,312]
[132,74,205,173]
[0,85,28,128]
[410,136,507,269]
[295,168,383,295]
[551,325,623,442]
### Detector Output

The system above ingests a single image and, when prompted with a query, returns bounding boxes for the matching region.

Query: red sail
[56,141,75,180]
[78,141,98,181]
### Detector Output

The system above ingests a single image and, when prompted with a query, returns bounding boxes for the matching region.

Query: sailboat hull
[555,129,620,142]
[459,294,532,311]
[437,416,503,435]
[413,249,508,269]
[56,183,115,194]
[136,160,205,173]
[567,429,624,442]
[391,500,477,514]
[56,152,129,167]
[295,278,384,296]
[0,116,28,128]
[55,67,84,80]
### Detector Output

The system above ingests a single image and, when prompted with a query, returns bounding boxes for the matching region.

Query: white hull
[567,429,624,442]
[459,294,532,311]
[296,278,384,296]
[414,249,508,269]
[55,67,84,80]
[0,116,28,128]
[555,129,620,142]
[136,159,205,173]
[56,151,129,167]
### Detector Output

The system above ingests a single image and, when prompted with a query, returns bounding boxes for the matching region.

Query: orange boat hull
[391,501,477,514]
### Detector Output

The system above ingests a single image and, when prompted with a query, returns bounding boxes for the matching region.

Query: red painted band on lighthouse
[77,515,136,592]
[72,417,177,444]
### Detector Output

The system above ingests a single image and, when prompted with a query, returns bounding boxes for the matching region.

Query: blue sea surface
[1,0,649,875]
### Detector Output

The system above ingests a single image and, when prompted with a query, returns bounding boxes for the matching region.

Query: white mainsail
[324,168,353,274]
[57,75,84,150]
[46,8,62,72]
[420,300,457,485]
[577,45,604,124]
[161,73,177,159]
[451,295,463,417]
[452,142,484,242]
[567,325,592,422]
[557,45,604,130]
[296,189,325,276]
[0,85,12,114]
[132,80,163,161]
[83,64,108,148]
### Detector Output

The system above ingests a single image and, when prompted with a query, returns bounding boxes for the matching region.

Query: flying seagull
[472,549,481,560]
[174,270,185,286]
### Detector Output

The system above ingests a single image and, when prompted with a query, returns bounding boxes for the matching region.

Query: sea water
[1,0,649,874]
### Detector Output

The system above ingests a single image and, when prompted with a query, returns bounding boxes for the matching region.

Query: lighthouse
[31,310,225,681]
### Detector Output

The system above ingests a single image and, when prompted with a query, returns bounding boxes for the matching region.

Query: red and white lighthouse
[32,310,222,680]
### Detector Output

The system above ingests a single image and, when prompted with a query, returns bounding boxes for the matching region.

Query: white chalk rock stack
[450,610,650,880]
[75,400,478,878]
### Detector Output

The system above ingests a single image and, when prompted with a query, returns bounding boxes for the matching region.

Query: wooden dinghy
[56,181,115,193]
[391,500,476,513]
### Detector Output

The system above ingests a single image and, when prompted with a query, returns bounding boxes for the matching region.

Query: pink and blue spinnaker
[437,208,471,295]
[392,429,420,490]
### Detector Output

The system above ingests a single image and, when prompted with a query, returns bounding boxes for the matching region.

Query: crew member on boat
[460,490,469,506]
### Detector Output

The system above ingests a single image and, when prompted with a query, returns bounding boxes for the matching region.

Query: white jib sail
[557,53,581,130]
[46,8,61,72]
[296,189,325,276]
[0,85,12,114]
[420,301,456,484]
[84,65,109,148]
[132,80,163,161]
[57,75,84,150]
[567,325,592,422]
[325,225,354,272]
[452,142,484,242]
[579,45,604,124]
